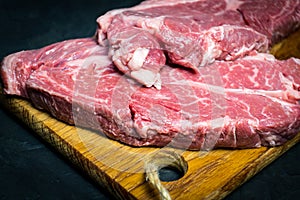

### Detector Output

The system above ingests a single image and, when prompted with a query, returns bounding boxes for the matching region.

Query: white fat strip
[182,79,300,104]
[225,0,243,11]
[66,58,85,67]
[210,117,227,130]
[199,36,219,67]
[97,33,109,46]
[45,48,56,55]
[224,44,256,60]
[153,74,162,90]
[246,64,260,88]
[67,55,112,69]
[291,57,300,65]
[132,0,204,10]
[140,16,165,35]
[200,26,235,67]
[225,40,268,61]
[243,53,276,61]
[111,49,122,62]
[228,87,300,108]
[131,68,161,89]
[128,48,150,71]
[264,134,279,146]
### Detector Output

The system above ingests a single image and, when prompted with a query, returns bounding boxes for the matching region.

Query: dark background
[0,0,299,199]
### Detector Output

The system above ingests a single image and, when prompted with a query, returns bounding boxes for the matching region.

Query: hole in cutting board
[158,166,185,182]
[145,150,188,182]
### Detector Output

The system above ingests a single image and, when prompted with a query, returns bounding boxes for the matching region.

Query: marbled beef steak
[97,0,300,88]
[1,38,300,150]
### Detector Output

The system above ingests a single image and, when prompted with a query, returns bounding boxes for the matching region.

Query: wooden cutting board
[1,29,300,200]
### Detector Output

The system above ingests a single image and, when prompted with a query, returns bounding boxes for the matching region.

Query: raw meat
[237,0,300,44]
[97,0,300,88]
[1,38,300,150]
[0,38,102,98]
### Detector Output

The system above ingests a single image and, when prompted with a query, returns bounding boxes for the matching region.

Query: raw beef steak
[0,38,102,98]
[1,38,300,150]
[97,0,300,88]
[237,0,300,44]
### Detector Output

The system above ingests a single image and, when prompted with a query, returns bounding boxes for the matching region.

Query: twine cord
[144,150,188,200]
[145,163,172,200]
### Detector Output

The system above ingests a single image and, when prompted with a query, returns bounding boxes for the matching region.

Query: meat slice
[129,53,300,149]
[0,38,102,98]
[237,0,300,44]
[2,38,299,150]
[97,0,300,88]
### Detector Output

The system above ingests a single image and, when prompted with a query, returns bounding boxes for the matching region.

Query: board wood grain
[1,94,299,200]
[1,29,300,200]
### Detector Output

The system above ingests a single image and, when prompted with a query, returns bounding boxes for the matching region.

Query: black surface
[0,0,299,199]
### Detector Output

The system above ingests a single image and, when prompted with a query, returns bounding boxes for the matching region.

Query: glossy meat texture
[0,38,102,98]
[1,38,300,150]
[97,0,300,88]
